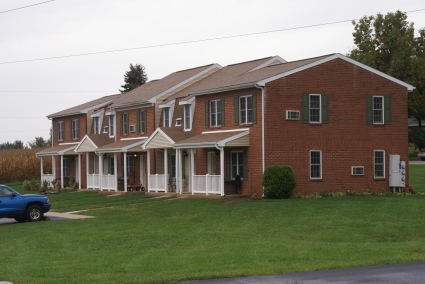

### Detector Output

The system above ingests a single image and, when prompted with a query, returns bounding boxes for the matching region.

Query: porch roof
[143,127,194,149]
[95,138,148,153]
[173,129,249,148]
[36,144,77,157]
[75,134,114,153]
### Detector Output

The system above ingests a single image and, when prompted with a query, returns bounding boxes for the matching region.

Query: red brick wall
[52,114,87,146]
[116,107,155,140]
[264,58,408,194]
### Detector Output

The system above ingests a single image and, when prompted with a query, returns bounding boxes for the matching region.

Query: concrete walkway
[0,211,93,225]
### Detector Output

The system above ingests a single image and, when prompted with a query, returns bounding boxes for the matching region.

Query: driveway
[0,211,93,225]
[180,262,425,284]
[409,160,425,165]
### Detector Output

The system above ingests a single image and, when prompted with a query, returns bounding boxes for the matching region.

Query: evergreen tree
[119,63,148,93]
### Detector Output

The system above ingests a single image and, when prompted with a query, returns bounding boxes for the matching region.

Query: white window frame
[310,150,322,179]
[163,108,170,127]
[351,166,364,176]
[139,110,146,133]
[123,112,129,135]
[71,119,79,140]
[103,126,109,133]
[373,96,384,124]
[175,118,182,126]
[94,117,100,134]
[286,110,300,120]
[109,115,115,138]
[230,151,244,180]
[374,150,385,178]
[57,121,64,141]
[309,94,321,123]
[184,104,191,131]
[239,95,253,124]
[210,100,222,127]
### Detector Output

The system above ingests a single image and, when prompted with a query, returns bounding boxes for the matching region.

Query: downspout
[255,84,265,197]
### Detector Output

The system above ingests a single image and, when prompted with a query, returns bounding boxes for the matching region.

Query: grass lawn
[409,164,425,192]
[1,183,425,284]
[409,146,420,161]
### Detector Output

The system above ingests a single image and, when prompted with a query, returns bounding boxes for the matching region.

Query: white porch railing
[101,174,116,191]
[41,174,55,187]
[148,174,166,192]
[87,174,100,189]
[192,175,221,195]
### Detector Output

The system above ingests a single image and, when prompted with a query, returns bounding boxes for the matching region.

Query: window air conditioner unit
[129,125,135,132]
[286,110,300,120]
[351,166,364,176]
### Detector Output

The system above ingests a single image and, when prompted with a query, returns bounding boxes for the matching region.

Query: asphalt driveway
[180,262,425,284]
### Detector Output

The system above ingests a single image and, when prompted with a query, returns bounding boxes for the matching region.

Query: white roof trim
[179,96,195,105]
[91,109,105,118]
[202,128,249,134]
[142,128,175,149]
[95,139,148,154]
[121,139,148,152]
[47,99,115,119]
[190,82,256,96]
[247,56,287,73]
[148,63,222,103]
[105,111,116,116]
[159,99,176,109]
[36,145,77,157]
[58,142,79,145]
[74,135,96,152]
[256,53,415,91]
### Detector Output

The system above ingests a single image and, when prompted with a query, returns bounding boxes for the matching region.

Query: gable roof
[74,134,114,153]
[96,138,148,153]
[47,94,120,119]
[110,63,222,109]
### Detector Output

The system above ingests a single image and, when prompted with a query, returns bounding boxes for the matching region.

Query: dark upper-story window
[57,121,64,141]
[210,100,222,127]
[71,119,80,140]
[137,109,147,134]
[234,95,256,125]
[109,115,115,137]
[94,117,100,134]
[163,108,170,127]
[184,104,191,130]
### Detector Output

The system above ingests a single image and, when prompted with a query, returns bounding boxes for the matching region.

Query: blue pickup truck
[0,185,51,222]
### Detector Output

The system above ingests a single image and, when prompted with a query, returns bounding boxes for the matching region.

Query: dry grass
[0,148,52,183]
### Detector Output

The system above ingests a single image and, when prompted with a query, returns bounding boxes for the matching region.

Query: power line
[1,8,424,65]
[0,0,55,14]
[0,117,46,119]
[0,130,49,132]
[0,91,114,93]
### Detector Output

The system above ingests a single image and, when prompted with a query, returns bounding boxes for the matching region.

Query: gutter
[190,83,257,96]
[255,83,265,196]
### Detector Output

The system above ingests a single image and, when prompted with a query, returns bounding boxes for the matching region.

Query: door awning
[173,129,249,149]
[36,144,77,157]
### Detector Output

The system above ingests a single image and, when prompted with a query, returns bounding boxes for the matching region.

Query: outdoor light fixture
[182,150,188,157]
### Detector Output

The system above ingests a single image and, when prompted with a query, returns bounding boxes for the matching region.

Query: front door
[207,152,216,175]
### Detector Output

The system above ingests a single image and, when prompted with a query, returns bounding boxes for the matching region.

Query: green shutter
[205,101,209,128]
[234,96,239,125]
[384,96,391,124]
[252,94,257,124]
[142,110,147,133]
[302,94,309,123]
[225,151,231,180]
[243,150,248,179]
[221,99,225,126]
[136,110,140,134]
[366,96,373,124]
[77,119,80,139]
[321,94,328,124]
[120,113,123,135]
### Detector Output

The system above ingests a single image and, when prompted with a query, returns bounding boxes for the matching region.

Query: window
[240,95,253,124]
[163,108,170,127]
[121,156,134,174]
[231,151,244,179]
[63,158,70,177]
[57,121,64,141]
[184,104,191,130]
[71,119,80,140]
[94,117,100,134]
[367,96,391,125]
[210,100,222,127]
[138,110,146,133]
[310,150,322,179]
[169,154,176,178]
[109,115,115,137]
[121,112,129,135]
[374,150,385,178]
[302,94,328,124]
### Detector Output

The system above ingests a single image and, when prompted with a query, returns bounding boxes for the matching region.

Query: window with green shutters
[137,109,147,134]
[122,112,129,135]
[225,150,248,180]
[57,121,64,141]
[206,99,224,127]
[302,94,328,124]
[366,96,391,125]
[234,95,256,125]
[71,119,80,140]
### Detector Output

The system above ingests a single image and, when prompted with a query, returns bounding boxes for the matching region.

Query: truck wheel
[14,216,26,222]
[26,205,43,222]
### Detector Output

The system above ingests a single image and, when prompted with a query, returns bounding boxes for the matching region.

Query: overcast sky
[1,0,424,145]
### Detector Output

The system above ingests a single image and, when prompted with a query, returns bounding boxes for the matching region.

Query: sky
[1,0,425,146]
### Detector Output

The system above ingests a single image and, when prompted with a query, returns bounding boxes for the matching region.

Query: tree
[119,63,148,93]
[0,140,25,150]
[348,10,425,127]
[409,128,425,153]
[27,137,51,148]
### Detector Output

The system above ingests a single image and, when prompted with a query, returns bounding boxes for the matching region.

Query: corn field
[0,148,52,183]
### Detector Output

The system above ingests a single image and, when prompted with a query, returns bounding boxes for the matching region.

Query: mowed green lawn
[410,164,425,192]
[1,180,425,284]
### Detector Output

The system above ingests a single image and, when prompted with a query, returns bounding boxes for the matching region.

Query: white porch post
[60,155,64,189]
[220,148,224,196]
[147,150,150,190]
[78,153,82,189]
[86,153,89,188]
[177,149,181,194]
[124,152,128,192]
[114,153,118,191]
[99,154,103,190]
[52,156,56,178]
[190,148,194,195]
[164,148,168,193]
[40,157,43,182]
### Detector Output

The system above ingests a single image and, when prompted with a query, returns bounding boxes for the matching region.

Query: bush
[262,165,296,199]
[22,178,41,191]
